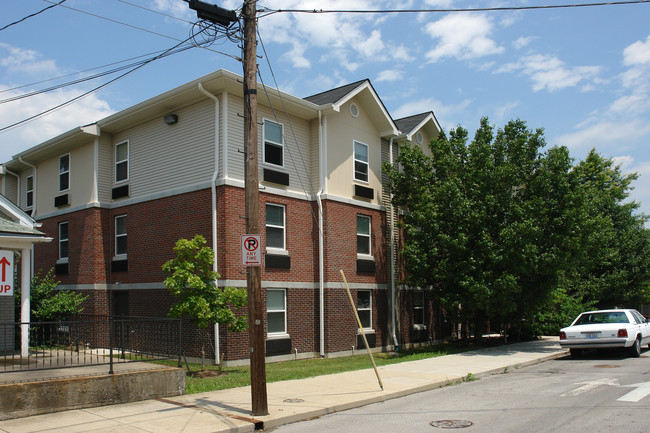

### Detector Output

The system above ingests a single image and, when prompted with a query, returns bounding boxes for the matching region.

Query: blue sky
[2,0,650,217]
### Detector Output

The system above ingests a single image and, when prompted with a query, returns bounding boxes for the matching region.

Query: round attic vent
[350,103,359,118]
[416,131,424,144]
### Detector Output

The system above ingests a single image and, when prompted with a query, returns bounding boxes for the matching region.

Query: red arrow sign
[0,256,10,282]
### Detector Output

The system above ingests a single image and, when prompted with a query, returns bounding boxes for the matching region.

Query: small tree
[162,234,247,370]
[15,269,87,322]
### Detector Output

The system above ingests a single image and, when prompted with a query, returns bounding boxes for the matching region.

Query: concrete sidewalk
[0,337,566,433]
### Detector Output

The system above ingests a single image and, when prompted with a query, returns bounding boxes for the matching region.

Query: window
[115,215,127,257]
[267,289,287,335]
[264,120,284,167]
[58,222,68,261]
[266,203,285,250]
[115,141,129,183]
[357,290,372,329]
[413,291,424,326]
[354,141,369,182]
[59,154,70,192]
[26,175,33,208]
[357,215,371,256]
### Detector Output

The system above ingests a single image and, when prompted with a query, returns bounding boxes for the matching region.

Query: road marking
[561,378,620,397]
[617,381,650,402]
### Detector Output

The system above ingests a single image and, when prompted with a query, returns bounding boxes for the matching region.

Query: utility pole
[242,0,268,417]
[187,0,268,416]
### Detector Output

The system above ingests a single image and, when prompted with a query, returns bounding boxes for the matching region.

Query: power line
[39,0,241,59]
[0,45,195,104]
[0,0,67,32]
[0,32,201,134]
[261,0,650,16]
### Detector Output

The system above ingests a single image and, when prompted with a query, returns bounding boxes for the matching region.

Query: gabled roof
[394,111,442,143]
[304,79,369,105]
[305,79,399,138]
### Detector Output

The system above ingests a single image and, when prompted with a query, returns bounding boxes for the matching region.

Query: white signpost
[0,250,14,296]
[241,234,262,267]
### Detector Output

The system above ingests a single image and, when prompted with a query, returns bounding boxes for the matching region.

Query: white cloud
[623,35,650,66]
[376,69,403,82]
[555,119,650,152]
[0,43,58,76]
[424,13,504,62]
[497,54,601,92]
[513,36,535,50]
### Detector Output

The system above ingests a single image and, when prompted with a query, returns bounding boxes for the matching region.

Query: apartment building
[0,69,442,363]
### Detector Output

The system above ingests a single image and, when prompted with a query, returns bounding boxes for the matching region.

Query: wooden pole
[243,0,268,416]
[340,270,384,391]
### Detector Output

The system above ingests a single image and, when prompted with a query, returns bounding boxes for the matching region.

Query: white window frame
[357,214,372,259]
[114,215,127,259]
[266,288,288,337]
[115,141,129,183]
[353,140,369,183]
[263,119,284,168]
[26,175,34,209]
[265,203,287,254]
[58,221,69,264]
[357,290,372,331]
[413,291,425,329]
[59,154,70,192]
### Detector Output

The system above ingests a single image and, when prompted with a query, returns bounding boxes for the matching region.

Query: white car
[559,309,650,358]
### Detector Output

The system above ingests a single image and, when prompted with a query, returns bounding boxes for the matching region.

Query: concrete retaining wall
[0,367,185,420]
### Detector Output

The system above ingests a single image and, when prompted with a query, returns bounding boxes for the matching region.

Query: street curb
[254,349,569,431]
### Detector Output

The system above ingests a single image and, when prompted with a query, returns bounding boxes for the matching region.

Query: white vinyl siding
[113,99,214,198]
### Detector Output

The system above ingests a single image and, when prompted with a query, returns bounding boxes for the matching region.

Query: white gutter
[317,110,326,357]
[198,82,222,365]
[388,138,399,350]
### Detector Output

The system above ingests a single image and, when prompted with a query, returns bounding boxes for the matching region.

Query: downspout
[317,110,326,357]
[389,138,399,350]
[198,83,221,364]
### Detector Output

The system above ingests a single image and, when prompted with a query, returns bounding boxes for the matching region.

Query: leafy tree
[561,150,650,309]
[162,234,247,369]
[15,268,87,322]
[385,118,577,340]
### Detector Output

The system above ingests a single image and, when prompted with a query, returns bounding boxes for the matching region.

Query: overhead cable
[0,0,67,32]
[261,0,650,16]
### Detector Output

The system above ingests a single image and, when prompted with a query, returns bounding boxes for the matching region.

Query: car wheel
[570,348,582,358]
[629,337,641,358]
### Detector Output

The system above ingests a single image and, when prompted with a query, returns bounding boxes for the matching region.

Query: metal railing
[0,315,181,374]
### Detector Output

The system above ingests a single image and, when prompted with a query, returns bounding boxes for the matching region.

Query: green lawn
[163,342,483,394]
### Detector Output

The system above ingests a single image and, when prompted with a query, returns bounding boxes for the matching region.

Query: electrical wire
[0,0,67,32]
[260,0,650,16]
[0,45,195,104]
[0,48,197,95]
[0,32,203,134]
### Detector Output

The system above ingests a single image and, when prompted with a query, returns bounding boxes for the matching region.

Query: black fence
[0,315,181,374]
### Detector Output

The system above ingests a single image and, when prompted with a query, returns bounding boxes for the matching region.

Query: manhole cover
[430,420,473,429]
[283,398,305,403]
[594,365,620,368]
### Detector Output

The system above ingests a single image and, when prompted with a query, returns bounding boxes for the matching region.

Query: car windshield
[574,312,629,325]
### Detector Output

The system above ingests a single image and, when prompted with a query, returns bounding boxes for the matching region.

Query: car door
[632,310,650,345]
